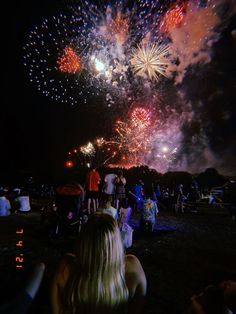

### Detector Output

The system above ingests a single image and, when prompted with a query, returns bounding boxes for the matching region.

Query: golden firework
[131,43,170,80]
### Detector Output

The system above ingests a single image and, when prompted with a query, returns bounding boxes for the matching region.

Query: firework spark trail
[159,2,187,34]
[68,138,110,168]
[57,47,81,73]
[80,142,95,156]
[24,0,235,173]
[24,0,232,101]
[23,0,234,98]
[131,43,170,80]
[159,0,236,174]
[165,0,236,84]
[131,107,151,129]
[23,0,171,106]
[23,14,86,105]
[67,105,187,172]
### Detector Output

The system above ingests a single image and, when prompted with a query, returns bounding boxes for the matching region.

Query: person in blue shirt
[140,191,158,232]
[133,180,144,211]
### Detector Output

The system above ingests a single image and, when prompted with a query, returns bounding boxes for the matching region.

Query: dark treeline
[63,165,230,190]
[1,165,233,193]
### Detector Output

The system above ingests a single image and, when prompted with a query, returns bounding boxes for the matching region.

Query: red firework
[57,47,81,74]
[160,2,187,33]
[112,12,129,35]
[130,107,151,129]
[65,160,74,168]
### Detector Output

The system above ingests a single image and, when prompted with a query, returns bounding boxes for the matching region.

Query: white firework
[23,0,168,105]
[131,42,170,80]
[80,142,95,156]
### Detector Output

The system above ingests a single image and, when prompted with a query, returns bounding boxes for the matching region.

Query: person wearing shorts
[85,166,100,214]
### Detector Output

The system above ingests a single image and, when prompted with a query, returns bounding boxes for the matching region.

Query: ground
[0,201,236,314]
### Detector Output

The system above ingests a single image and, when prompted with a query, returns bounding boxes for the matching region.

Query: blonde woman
[51,213,147,314]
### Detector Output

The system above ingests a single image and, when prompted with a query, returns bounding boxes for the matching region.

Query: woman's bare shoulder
[125,254,147,297]
[125,254,142,269]
[59,253,76,268]
[54,253,76,285]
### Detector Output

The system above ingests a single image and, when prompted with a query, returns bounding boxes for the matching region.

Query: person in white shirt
[0,190,11,216]
[15,190,31,213]
[103,172,117,196]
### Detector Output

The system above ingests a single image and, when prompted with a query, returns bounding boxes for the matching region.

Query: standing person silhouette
[85,166,100,215]
[140,191,159,232]
[133,180,144,212]
[114,170,126,210]
[103,171,117,203]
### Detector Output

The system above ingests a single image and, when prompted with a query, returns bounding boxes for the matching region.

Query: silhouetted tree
[197,168,226,189]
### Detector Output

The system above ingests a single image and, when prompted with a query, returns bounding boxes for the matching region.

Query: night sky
[4,0,110,180]
[2,0,236,182]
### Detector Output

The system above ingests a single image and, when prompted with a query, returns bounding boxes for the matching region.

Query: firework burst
[80,142,95,156]
[130,107,151,129]
[131,43,170,80]
[24,0,233,173]
[23,14,85,105]
[159,3,187,33]
[66,102,190,173]
[23,0,229,106]
[23,1,172,105]
[57,46,81,74]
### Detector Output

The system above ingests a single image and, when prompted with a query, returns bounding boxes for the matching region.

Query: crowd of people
[1,168,236,314]
[2,166,236,224]
[0,187,31,216]
[51,167,161,240]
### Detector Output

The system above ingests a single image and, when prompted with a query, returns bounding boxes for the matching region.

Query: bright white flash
[162,146,169,153]
[95,59,105,72]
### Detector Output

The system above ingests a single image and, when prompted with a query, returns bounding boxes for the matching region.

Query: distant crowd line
[1,167,236,223]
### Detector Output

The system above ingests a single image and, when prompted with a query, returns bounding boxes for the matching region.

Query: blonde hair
[66,213,129,314]
[99,194,113,209]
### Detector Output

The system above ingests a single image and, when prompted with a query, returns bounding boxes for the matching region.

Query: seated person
[14,190,31,213]
[118,199,133,249]
[0,263,45,314]
[51,213,147,314]
[118,198,132,227]
[97,194,118,219]
[188,280,236,314]
[0,189,11,217]
[140,192,158,232]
